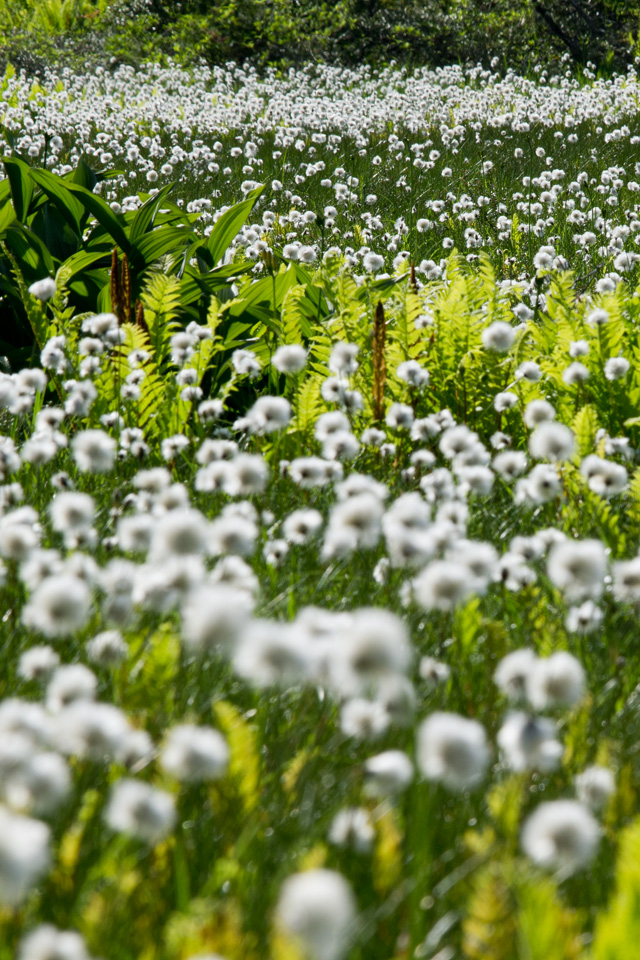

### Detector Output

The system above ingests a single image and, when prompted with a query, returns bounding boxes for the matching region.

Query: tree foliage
[2,0,640,73]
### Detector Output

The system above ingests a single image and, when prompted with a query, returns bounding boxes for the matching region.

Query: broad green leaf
[64,181,131,254]
[129,182,176,242]
[0,197,16,233]
[4,220,55,275]
[29,167,85,237]
[2,155,34,222]
[207,184,264,265]
[57,249,108,281]
[131,225,192,269]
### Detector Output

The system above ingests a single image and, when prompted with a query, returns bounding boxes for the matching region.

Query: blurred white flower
[565,600,603,633]
[481,321,515,352]
[329,807,374,852]
[498,712,563,772]
[416,712,489,790]
[526,652,586,710]
[575,765,615,810]
[276,869,356,960]
[521,800,599,872]
[23,575,91,638]
[105,778,176,844]
[413,560,477,611]
[529,422,575,462]
[604,356,630,380]
[273,344,307,374]
[71,429,116,473]
[28,278,57,301]
[0,807,50,905]
[547,539,606,601]
[160,724,229,783]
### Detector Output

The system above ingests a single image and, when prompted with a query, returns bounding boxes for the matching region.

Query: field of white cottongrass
[2,56,640,960]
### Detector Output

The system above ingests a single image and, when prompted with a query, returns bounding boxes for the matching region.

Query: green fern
[572,404,598,458]
[293,374,323,437]
[516,874,582,960]
[591,817,640,960]
[280,285,306,345]
[463,864,517,960]
[141,273,182,365]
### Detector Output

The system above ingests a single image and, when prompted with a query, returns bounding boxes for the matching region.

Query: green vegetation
[4,8,640,959]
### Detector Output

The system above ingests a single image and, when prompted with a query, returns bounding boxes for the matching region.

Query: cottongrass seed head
[521,800,600,873]
[416,712,490,791]
[276,868,357,960]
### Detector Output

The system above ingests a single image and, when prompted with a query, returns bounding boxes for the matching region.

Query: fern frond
[141,272,183,363]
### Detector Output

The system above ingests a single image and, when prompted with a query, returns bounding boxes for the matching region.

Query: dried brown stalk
[372,299,386,422]
[135,299,149,336]
[120,253,131,324]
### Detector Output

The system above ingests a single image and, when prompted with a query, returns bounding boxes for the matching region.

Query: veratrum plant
[0,157,262,367]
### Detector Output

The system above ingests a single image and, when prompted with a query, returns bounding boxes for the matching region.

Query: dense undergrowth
[2,0,640,75]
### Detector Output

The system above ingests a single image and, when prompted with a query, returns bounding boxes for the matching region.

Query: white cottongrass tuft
[363,750,414,796]
[181,586,250,655]
[397,360,429,387]
[0,806,51,905]
[160,724,229,783]
[49,492,95,534]
[497,712,563,772]
[523,399,555,429]
[526,651,586,710]
[283,508,323,544]
[521,800,600,873]
[547,538,606,601]
[494,649,538,700]
[22,575,91,638]
[481,321,515,352]
[412,560,478,611]
[528,422,575,462]
[18,645,60,682]
[28,278,57,301]
[329,341,359,376]
[245,395,292,434]
[105,778,176,844]
[18,924,91,960]
[273,344,307,374]
[328,808,374,852]
[565,600,604,634]
[604,356,630,380]
[340,697,389,740]
[363,252,385,272]
[562,361,590,385]
[331,607,411,694]
[416,712,490,791]
[276,868,357,960]
[71,429,116,473]
[575,765,615,810]
[233,619,310,688]
[86,629,127,667]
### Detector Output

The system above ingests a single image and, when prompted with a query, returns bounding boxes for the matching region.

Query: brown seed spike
[372,300,386,423]
[135,299,149,337]
[410,260,418,294]
[120,254,131,324]
[110,248,120,319]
